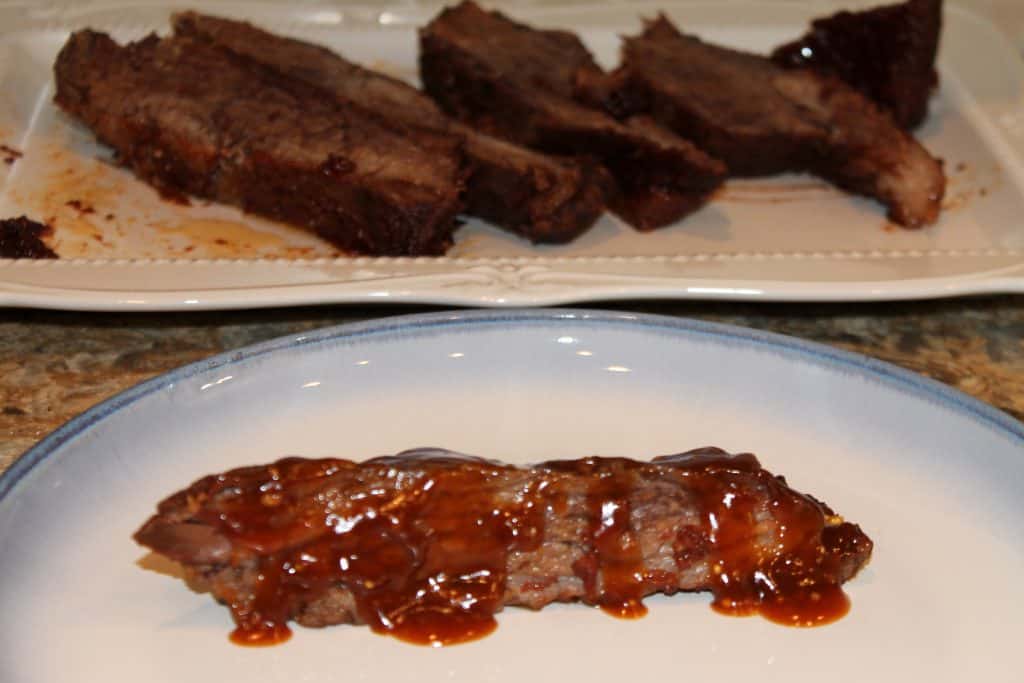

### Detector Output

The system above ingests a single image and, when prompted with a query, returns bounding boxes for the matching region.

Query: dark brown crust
[171,11,608,244]
[584,15,945,227]
[0,216,57,259]
[418,1,726,231]
[53,30,466,256]
[772,0,942,130]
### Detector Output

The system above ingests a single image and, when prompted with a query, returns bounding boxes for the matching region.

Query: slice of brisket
[419,1,726,231]
[772,0,942,130]
[134,448,873,645]
[172,11,607,244]
[585,15,945,227]
[53,30,466,256]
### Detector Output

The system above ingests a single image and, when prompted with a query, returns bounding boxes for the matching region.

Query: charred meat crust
[772,0,942,130]
[0,216,58,259]
[53,30,465,256]
[418,1,726,231]
[171,11,606,244]
[582,15,945,227]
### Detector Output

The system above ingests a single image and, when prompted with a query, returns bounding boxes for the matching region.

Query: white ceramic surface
[2,1,1024,308]
[0,309,1021,682]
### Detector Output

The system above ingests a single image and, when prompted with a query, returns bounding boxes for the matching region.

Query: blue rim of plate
[2,308,1023,504]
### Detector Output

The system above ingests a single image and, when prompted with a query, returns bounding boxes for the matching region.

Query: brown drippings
[10,143,351,259]
[937,160,998,212]
[150,219,292,257]
[158,448,868,646]
[65,199,96,215]
[1,144,22,165]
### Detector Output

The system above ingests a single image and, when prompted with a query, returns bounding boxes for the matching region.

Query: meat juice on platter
[134,447,873,647]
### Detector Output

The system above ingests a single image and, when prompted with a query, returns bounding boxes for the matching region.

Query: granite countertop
[2,296,1023,476]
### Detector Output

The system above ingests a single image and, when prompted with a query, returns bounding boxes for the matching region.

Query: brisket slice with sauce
[172,11,607,244]
[134,448,873,646]
[772,0,942,130]
[582,15,945,228]
[418,1,727,231]
[53,30,465,256]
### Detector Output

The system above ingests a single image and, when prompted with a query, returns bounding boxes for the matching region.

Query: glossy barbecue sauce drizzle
[539,457,650,619]
[196,451,545,647]
[191,448,868,646]
[657,449,861,626]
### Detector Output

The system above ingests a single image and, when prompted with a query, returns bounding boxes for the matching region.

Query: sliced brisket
[419,1,726,231]
[54,30,465,256]
[772,0,942,130]
[172,11,607,244]
[585,15,945,227]
[135,448,873,645]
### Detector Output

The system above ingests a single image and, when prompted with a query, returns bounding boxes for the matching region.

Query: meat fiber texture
[580,15,945,228]
[419,1,727,231]
[53,30,466,256]
[772,0,942,130]
[172,11,608,244]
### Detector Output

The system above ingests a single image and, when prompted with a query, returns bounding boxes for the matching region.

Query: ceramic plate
[2,1,1024,309]
[0,309,1021,682]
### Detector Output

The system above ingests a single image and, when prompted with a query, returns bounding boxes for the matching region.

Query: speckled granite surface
[2,298,1023,475]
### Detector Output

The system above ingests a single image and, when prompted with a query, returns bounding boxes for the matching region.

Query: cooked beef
[0,216,57,259]
[172,11,607,244]
[584,15,945,227]
[772,0,942,130]
[134,448,872,645]
[418,1,726,231]
[53,30,465,256]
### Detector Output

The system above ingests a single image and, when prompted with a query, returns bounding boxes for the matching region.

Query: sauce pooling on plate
[134,448,872,646]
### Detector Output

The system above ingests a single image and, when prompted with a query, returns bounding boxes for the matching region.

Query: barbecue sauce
[540,457,650,618]
[165,448,870,646]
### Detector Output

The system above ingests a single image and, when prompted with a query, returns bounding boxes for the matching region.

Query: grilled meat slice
[135,448,873,646]
[772,0,942,130]
[54,30,465,256]
[172,11,607,244]
[418,1,726,231]
[583,15,945,228]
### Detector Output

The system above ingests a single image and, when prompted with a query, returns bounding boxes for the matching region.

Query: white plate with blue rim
[0,309,1021,682]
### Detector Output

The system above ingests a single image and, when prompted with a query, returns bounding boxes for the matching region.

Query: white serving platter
[2,1,1024,309]
[1,310,1022,682]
